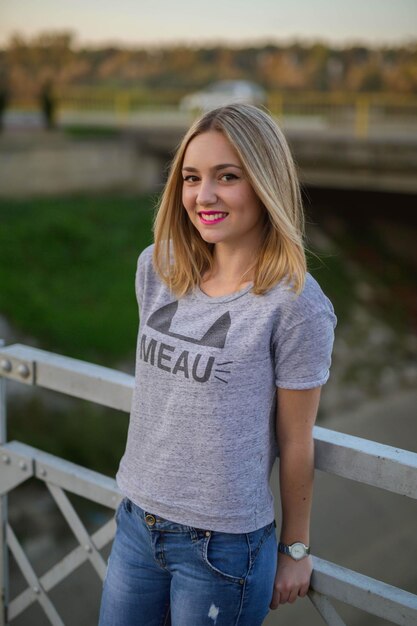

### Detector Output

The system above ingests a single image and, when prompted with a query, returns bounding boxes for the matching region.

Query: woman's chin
[197,230,227,245]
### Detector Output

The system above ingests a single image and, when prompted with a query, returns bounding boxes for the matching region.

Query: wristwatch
[278,541,310,561]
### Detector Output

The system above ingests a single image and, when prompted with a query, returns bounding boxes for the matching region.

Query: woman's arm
[270,386,322,610]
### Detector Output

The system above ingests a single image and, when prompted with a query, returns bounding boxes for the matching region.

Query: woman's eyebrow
[182,163,243,172]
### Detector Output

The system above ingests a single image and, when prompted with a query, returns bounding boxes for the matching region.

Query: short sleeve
[273,310,337,389]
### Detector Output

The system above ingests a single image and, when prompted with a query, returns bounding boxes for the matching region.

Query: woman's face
[181,131,265,249]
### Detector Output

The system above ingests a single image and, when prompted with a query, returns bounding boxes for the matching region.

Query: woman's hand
[269,554,313,609]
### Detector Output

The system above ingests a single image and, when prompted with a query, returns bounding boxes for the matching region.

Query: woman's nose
[196,180,217,206]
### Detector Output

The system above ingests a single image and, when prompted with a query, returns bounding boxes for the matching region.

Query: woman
[99,103,337,626]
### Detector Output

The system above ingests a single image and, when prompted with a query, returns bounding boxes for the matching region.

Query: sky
[1,0,416,48]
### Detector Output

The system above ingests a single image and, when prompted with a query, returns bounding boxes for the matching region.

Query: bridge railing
[267,91,417,137]
[0,341,416,626]
[8,89,417,138]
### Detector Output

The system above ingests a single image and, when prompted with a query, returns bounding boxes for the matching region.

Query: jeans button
[205,531,211,537]
[145,514,156,526]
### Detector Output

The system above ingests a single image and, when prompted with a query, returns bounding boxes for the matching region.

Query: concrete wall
[0,132,165,198]
[288,132,417,194]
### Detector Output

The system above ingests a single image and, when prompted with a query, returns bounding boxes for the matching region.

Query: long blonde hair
[153,103,306,296]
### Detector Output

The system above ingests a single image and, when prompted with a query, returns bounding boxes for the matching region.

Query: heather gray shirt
[116,243,337,533]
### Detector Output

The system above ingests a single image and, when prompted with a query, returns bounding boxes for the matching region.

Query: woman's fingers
[269,589,280,609]
[270,586,293,607]
[270,583,310,609]
[288,587,299,603]
[270,556,313,609]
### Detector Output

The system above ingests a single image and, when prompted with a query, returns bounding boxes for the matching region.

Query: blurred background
[0,1,416,624]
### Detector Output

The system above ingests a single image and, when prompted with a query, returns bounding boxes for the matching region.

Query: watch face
[290,543,306,560]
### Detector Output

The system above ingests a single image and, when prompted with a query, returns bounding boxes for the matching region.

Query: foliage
[1,33,416,100]
[0,194,155,365]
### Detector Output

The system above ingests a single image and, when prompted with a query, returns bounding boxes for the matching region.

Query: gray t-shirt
[116,243,337,533]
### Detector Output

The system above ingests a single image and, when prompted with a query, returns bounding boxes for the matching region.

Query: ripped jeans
[98,497,278,626]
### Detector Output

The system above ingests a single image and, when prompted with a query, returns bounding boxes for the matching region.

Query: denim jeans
[98,497,278,626]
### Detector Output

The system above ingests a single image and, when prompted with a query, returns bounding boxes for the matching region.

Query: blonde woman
[99,103,337,626]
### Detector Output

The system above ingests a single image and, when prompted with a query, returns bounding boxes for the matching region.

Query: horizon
[1,0,416,48]
[2,31,416,51]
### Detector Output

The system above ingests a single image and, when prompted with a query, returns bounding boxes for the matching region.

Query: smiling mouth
[198,211,228,224]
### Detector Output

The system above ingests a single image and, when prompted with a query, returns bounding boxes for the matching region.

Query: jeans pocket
[246,520,276,569]
[202,531,250,583]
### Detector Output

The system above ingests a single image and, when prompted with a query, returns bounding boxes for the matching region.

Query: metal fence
[0,342,416,625]
[8,89,417,139]
[59,89,417,138]
[267,92,417,138]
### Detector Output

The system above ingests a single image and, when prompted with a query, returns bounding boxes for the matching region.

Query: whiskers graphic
[214,361,234,384]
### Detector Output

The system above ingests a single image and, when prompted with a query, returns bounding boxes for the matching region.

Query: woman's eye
[220,173,238,182]
[183,175,199,182]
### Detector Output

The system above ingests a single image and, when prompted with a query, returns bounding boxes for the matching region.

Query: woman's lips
[198,211,228,225]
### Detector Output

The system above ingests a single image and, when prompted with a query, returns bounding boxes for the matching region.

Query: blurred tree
[1,33,416,97]
[308,43,331,91]
[360,66,384,91]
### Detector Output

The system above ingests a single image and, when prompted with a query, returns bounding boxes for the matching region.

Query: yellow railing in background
[7,89,417,139]
[267,91,417,138]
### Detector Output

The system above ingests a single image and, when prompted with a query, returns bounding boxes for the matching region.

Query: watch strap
[278,541,291,556]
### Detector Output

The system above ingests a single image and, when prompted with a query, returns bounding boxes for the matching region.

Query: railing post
[355,95,370,138]
[0,339,8,626]
[115,92,131,123]
[269,92,284,121]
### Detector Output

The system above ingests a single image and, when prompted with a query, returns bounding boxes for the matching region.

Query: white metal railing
[0,342,416,625]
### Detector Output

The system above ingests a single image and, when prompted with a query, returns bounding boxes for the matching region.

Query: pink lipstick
[198,211,228,225]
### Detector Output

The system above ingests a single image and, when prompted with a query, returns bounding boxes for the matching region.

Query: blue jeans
[98,497,278,626]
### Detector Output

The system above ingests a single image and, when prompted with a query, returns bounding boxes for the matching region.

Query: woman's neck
[202,244,259,291]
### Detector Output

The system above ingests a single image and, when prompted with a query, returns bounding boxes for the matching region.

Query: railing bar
[7,524,65,626]
[41,517,115,591]
[0,343,133,412]
[308,589,348,626]
[2,343,416,499]
[0,499,7,626]
[0,342,8,626]
[8,518,115,621]
[4,420,417,508]
[46,483,107,580]
[311,556,417,626]
[1,339,416,481]
[314,426,417,499]
[314,426,417,470]
[3,441,122,510]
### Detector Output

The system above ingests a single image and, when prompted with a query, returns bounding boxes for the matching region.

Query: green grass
[306,246,354,325]
[63,125,123,140]
[0,193,155,365]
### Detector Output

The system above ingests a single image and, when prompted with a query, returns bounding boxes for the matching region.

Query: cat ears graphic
[146,301,231,349]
